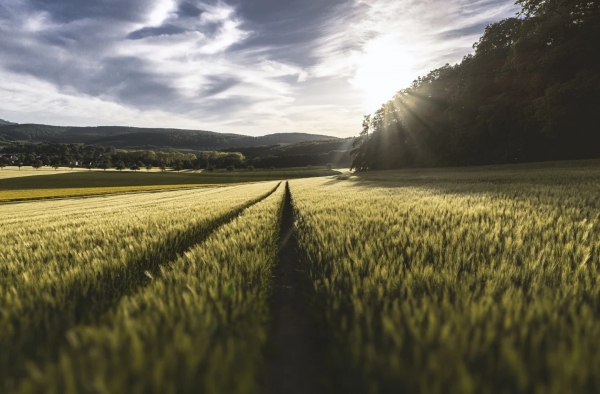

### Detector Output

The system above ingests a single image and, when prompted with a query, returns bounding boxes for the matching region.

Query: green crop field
[1,160,600,393]
[0,167,340,202]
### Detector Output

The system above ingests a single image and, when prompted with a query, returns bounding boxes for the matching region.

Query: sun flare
[350,36,417,112]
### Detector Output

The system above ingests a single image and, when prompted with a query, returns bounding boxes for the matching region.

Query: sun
[350,36,417,112]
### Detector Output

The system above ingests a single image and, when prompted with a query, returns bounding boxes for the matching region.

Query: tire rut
[266,182,324,394]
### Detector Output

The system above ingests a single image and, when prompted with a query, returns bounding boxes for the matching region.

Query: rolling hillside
[0,123,337,149]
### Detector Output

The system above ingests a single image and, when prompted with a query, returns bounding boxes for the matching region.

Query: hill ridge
[0,123,337,149]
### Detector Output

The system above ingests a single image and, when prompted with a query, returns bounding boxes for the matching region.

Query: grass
[290,161,600,393]
[0,183,279,392]
[0,167,339,201]
[0,168,340,189]
[3,159,600,393]
[0,184,220,202]
[13,183,286,394]
[0,167,89,180]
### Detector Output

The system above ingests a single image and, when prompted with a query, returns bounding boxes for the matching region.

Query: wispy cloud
[0,0,518,136]
[309,0,519,110]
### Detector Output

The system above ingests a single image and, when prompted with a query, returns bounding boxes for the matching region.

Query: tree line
[0,140,347,171]
[0,142,246,170]
[351,0,600,171]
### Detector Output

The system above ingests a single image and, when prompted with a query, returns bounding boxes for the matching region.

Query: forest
[0,140,350,170]
[351,0,600,171]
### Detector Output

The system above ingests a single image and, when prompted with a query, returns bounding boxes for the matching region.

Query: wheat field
[2,161,600,393]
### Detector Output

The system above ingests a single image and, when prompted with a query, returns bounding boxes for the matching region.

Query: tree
[0,157,8,170]
[351,115,371,172]
[349,0,600,170]
[206,165,215,172]
[173,162,183,171]
[145,164,153,171]
[160,164,166,172]
[226,165,234,172]
[326,163,333,170]
[247,165,254,171]
[269,166,275,171]
[69,162,75,170]
[86,163,94,171]
[32,160,43,170]
[116,162,126,172]
[130,164,140,171]
[99,159,112,171]
[16,161,23,170]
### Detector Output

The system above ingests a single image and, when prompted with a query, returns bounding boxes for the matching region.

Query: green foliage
[99,159,111,171]
[222,138,354,168]
[352,1,600,170]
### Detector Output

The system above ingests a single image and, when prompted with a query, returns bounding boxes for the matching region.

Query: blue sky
[0,0,518,136]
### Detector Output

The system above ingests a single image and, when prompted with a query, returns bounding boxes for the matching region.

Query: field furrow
[13,182,286,394]
[0,182,279,391]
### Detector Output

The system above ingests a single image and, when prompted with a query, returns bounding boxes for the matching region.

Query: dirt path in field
[266,182,324,394]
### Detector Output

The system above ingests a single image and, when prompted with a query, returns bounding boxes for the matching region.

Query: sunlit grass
[0,184,222,201]
[13,183,286,394]
[291,162,600,393]
[0,182,279,391]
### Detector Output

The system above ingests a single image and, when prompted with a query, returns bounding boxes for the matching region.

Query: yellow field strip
[0,184,221,202]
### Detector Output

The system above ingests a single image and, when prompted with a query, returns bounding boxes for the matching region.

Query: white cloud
[310,0,518,111]
[147,0,178,26]
[0,0,518,137]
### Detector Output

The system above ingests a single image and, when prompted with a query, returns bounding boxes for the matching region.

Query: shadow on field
[266,182,326,394]
[323,160,600,204]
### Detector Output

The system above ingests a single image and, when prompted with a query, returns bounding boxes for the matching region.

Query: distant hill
[0,119,17,126]
[0,123,336,149]
[221,138,355,168]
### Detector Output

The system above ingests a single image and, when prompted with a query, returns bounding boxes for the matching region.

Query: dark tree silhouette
[32,160,43,170]
[352,0,600,171]
[173,162,184,171]
[99,159,111,171]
